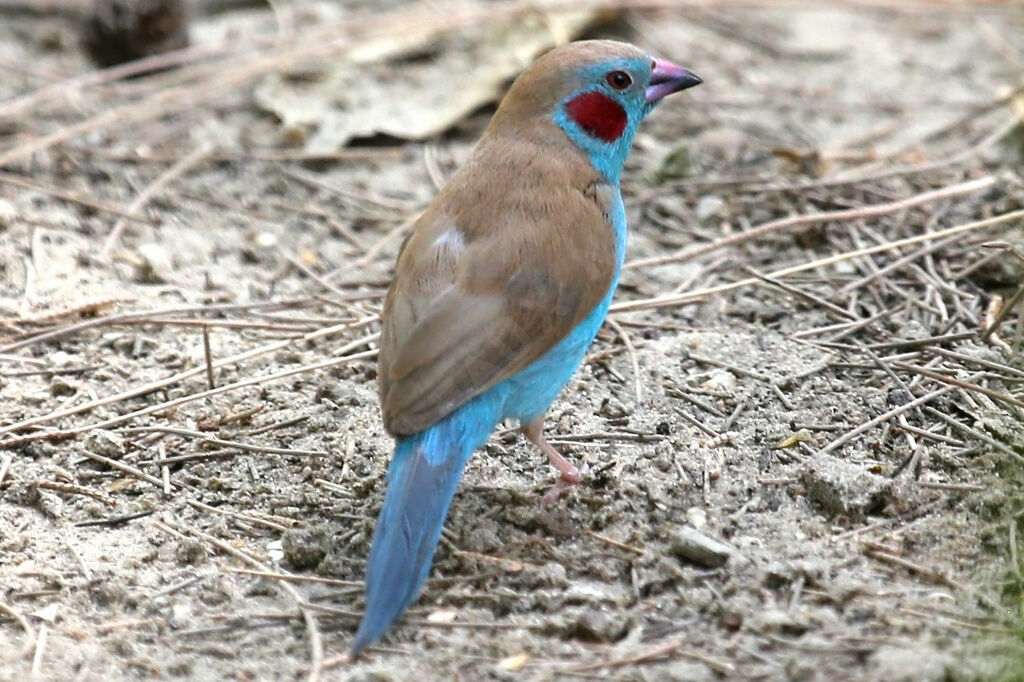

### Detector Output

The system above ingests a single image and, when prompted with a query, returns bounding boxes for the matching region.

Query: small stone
[50,376,78,397]
[532,589,566,613]
[686,507,708,529]
[153,348,184,367]
[670,526,733,568]
[166,657,192,676]
[763,559,826,589]
[825,574,867,605]
[497,653,531,671]
[346,671,393,682]
[198,577,234,606]
[21,390,50,405]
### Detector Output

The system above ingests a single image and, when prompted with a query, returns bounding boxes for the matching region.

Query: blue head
[486,41,701,184]
[547,41,702,183]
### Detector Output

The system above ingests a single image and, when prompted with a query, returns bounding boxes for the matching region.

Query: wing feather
[378,135,617,436]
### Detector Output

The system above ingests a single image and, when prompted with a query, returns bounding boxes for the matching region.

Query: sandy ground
[1,1,1023,681]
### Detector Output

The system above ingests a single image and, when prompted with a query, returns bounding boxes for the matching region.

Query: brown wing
[377,147,616,436]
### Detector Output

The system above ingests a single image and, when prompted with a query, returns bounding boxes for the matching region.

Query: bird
[350,39,701,656]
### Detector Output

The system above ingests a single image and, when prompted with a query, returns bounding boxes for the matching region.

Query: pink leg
[522,415,581,506]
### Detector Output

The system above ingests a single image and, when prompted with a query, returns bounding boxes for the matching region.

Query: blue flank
[351,56,654,656]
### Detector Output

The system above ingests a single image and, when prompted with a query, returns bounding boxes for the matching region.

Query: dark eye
[606,70,632,90]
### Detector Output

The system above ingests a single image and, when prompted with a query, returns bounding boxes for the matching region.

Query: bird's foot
[523,415,584,508]
[539,465,582,508]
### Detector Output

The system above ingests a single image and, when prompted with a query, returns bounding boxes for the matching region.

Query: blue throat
[553,101,644,184]
[552,59,656,184]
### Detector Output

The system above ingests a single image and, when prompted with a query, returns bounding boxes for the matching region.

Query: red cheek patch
[565,91,627,143]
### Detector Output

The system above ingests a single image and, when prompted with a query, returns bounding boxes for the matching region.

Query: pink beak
[645,57,702,103]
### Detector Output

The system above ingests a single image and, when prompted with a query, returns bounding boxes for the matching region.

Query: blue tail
[350,393,502,655]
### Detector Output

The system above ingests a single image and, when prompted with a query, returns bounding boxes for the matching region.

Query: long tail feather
[350,396,499,656]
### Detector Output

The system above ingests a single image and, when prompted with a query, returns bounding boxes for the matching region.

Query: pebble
[670,526,733,568]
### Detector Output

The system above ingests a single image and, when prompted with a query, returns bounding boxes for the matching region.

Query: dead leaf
[254,8,610,151]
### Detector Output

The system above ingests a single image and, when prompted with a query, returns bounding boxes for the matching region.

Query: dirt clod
[799,456,897,523]
[281,522,333,569]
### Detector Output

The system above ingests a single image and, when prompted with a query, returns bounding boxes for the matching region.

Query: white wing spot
[434,228,465,254]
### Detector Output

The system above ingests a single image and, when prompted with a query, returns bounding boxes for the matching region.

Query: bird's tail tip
[348,618,383,658]
[349,420,480,656]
